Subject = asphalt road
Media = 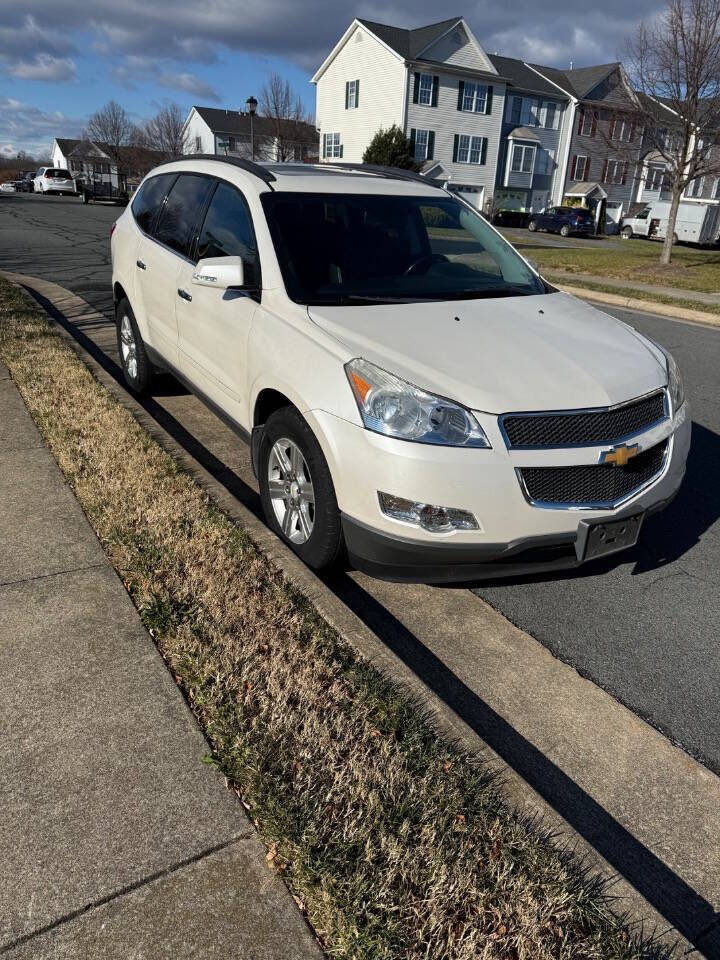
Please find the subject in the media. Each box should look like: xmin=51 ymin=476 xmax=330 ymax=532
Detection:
xmin=2 ymin=192 xmax=719 ymax=776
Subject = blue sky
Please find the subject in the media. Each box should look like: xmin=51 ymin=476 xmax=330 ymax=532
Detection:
xmin=0 ymin=1 xmax=664 ymax=157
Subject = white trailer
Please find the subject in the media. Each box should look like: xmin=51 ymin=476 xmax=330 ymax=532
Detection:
xmin=621 ymin=200 xmax=720 ymax=246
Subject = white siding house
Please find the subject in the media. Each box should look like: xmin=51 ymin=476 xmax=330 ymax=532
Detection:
xmin=312 ymin=17 xmax=508 ymax=211
xmin=181 ymin=106 xmax=318 ymax=162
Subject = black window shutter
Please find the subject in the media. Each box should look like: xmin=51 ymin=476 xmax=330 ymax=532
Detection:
xmin=427 ymin=130 xmax=435 ymax=160
xmin=409 ymin=128 xmax=416 ymax=156
xmin=457 ymin=80 xmax=465 ymax=110
xmin=486 ymin=86 xmax=493 ymax=115
xmin=345 ymin=82 xmax=349 ymax=110
xmin=431 ymin=76 xmax=439 ymax=107
xmin=339 ymin=144 xmax=344 ymax=158
xmin=452 ymin=134 xmax=459 ymax=162
xmin=481 ymin=138 xmax=488 ymax=165
xmin=356 ymin=80 xmax=359 ymax=108
xmin=322 ymin=135 xmax=327 ymax=159
xmin=413 ymin=73 xmax=420 ymax=104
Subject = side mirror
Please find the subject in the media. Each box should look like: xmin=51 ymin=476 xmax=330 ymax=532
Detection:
xmin=192 ymin=256 xmax=245 ymax=290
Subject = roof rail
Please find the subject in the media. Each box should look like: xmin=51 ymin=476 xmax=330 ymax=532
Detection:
xmin=320 ymin=162 xmax=432 ymax=185
xmin=165 ymin=154 xmax=276 ymax=185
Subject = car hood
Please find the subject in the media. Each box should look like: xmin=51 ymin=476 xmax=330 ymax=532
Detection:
xmin=308 ymin=292 xmax=667 ymax=414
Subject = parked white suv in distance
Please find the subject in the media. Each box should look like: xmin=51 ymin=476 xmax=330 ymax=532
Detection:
xmin=110 ymin=156 xmax=690 ymax=582
xmin=33 ymin=167 xmax=77 ymax=196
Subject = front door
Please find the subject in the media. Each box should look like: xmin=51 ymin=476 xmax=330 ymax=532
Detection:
xmin=176 ymin=179 xmax=261 ymax=427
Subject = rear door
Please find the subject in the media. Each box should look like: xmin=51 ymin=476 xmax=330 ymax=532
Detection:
xmin=175 ymin=178 xmax=261 ymax=425
xmin=135 ymin=173 xmax=213 ymax=365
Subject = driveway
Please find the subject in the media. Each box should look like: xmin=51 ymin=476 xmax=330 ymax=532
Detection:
xmin=1 ymin=193 xmax=719 ymax=775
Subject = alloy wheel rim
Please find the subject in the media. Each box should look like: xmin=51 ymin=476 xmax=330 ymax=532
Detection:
xmin=119 ymin=315 xmax=138 ymax=380
xmin=267 ymin=438 xmax=315 ymax=545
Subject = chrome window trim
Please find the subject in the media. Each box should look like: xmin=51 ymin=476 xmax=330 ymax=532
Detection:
xmin=498 ymin=388 xmax=669 ymax=450
xmin=516 ymin=437 xmax=672 ymax=511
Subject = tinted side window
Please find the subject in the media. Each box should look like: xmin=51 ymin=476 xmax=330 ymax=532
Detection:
xmin=132 ymin=173 xmax=176 ymax=235
xmin=197 ymin=182 xmax=259 ymax=284
xmin=154 ymin=174 xmax=213 ymax=258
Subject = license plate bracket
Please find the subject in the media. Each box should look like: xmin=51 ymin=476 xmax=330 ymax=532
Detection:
xmin=579 ymin=513 xmax=644 ymax=562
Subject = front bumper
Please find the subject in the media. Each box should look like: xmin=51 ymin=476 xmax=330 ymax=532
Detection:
xmin=307 ymin=401 xmax=691 ymax=584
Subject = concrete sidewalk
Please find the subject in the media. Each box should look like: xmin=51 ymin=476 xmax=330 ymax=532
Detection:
xmin=0 ymin=359 xmax=321 ymax=958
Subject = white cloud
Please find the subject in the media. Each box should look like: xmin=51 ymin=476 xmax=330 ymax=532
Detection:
xmin=8 ymin=54 xmax=77 ymax=82
xmin=157 ymin=72 xmax=219 ymax=101
xmin=0 ymin=97 xmax=85 ymax=158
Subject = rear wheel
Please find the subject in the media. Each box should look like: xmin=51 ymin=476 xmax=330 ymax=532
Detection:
xmin=621 ymin=225 xmax=633 ymax=240
xmin=258 ymin=407 xmax=344 ymax=570
xmin=528 ymin=219 xmax=538 ymax=232
xmin=560 ymin=224 xmax=571 ymax=237
xmin=116 ymin=298 xmax=152 ymax=395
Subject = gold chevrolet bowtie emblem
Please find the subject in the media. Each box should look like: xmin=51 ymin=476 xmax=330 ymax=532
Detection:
xmin=599 ymin=443 xmax=640 ymax=467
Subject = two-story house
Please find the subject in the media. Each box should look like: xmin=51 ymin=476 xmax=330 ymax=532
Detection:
xmin=182 ymin=106 xmax=318 ymax=163
xmin=312 ymin=17 xmax=508 ymax=211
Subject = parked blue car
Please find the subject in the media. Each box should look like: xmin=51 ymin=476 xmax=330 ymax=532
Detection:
xmin=528 ymin=205 xmax=595 ymax=237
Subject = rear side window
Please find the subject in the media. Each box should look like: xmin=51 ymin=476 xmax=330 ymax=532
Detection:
xmin=154 ymin=174 xmax=213 ymax=258
xmin=196 ymin=181 xmax=259 ymax=283
xmin=132 ymin=173 xmax=176 ymax=235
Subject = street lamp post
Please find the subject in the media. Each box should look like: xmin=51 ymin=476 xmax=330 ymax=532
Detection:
xmin=246 ymin=95 xmax=258 ymax=161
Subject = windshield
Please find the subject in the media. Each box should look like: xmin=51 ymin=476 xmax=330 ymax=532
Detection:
xmin=261 ymin=192 xmax=546 ymax=305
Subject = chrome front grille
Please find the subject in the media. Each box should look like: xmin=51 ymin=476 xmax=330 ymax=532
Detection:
xmin=501 ymin=391 xmax=667 ymax=449
xmin=518 ymin=440 xmax=668 ymax=508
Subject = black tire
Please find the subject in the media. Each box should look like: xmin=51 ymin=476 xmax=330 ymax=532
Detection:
xmin=82 ymin=192 xmax=89 ymax=204
xmin=258 ymin=406 xmax=344 ymax=570
xmin=560 ymin=224 xmax=571 ymax=237
xmin=116 ymin=298 xmax=152 ymax=395
xmin=528 ymin=220 xmax=538 ymax=232
xmin=621 ymin=225 xmax=633 ymax=240
xmin=672 ymin=233 xmax=678 ymax=245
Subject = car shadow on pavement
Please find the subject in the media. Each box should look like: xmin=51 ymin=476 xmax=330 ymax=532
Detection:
xmin=328 ymin=572 xmax=720 ymax=955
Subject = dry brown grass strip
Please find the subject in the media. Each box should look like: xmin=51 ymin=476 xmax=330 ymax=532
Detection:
xmin=0 ymin=278 xmax=670 ymax=960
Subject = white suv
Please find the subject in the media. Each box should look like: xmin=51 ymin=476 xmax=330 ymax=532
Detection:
xmin=33 ymin=167 xmax=77 ymax=196
xmin=110 ymin=156 xmax=690 ymax=581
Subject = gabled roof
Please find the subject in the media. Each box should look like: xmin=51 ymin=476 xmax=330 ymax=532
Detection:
xmin=55 ymin=138 xmax=110 ymax=159
xmin=355 ymin=16 xmax=463 ymax=59
xmin=191 ymin=106 xmax=317 ymax=143
xmin=527 ymin=62 xmax=621 ymax=99
xmin=488 ymin=55 xmax=567 ymax=98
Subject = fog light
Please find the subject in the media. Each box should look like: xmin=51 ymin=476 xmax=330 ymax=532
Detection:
xmin=379 ymin=493 xmax=479 ymax=532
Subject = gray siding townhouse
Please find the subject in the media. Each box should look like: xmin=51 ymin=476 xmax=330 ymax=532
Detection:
xmin=529 ymin=62 xmax=646 ymax=228
xmin=487 ymin=55 xmax=570 ymax=215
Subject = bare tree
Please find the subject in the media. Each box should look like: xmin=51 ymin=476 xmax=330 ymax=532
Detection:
xmin=83 ymin=100 xmax=137 ymax=180
xmin=627 ymin=0 xmax=720 ymax=263
xmin=141 ymin=102 xmax=189 ymax=159
xmin=258 ymin=73 xmax=315 ymax=161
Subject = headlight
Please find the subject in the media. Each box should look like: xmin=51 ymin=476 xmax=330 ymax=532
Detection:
xmin=665 ymin=349 xmax=685 ymax=413
xmin=346 ymin=358 xmax=491 ymax=448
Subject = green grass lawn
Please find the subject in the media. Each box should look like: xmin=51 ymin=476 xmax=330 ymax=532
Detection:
xmin=526 ymin=238 xmax=720 ymax=294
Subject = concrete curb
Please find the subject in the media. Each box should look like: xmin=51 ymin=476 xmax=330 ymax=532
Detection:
xmin=554 ymin=281 xmax=720 ymax=328
xmin=3 ymin=270 xmax=712 ymax=958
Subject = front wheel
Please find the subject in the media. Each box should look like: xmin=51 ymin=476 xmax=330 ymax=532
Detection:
xmin=559 ymin=224 xmax=571 ymax=237
xmin=258 ymin=407 xmax=344 ymax=570
xmin=116 ymin=298 xmax=152 ymax=395
xmin=528 ymin=220 xmax=538 ymax=232
xmin=621 ymin=226 xmax=633 ymax=240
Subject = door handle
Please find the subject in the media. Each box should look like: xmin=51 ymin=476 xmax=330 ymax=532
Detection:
xmin=136 ymin=259 xmax=146 ymax=270
xmin=177 ymin=288 xmax=192 ymax=302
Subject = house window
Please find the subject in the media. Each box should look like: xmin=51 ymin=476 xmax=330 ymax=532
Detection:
xmin=508 ymin=96 xmax=522 ymax=125
xmin=604 ymin=159 xmax=627 ymax=184
xmin=194 ymin=136 xmax=202 ymax=152
xmin=610 ymin=117 xmax=632 ymax=141
xmin=542 ymin=101 xmax=559 ymax=130
xmin=580 ymin=111 xmax=595 ymax=136
xmin=713 ymin=178 xmax=720 ymax=199
xmin=413 ymin=129 xmax=429 ymax=160
xmin=647 ymin=166 xmax=665 ymax=191
xmin=418 ymin=73 xmax=434 ymax=105
xmin=686 ymin=177 xmax=705 ymax=198
xmin=346 ymin=79 xmax=359 ymax=109
xmin=455 ymin=134 xmax=487 ymax=164
xmin=535 ymin=147 xmax=555 ymax=175
xmin=511 ymin=143 xmax=535 ymax=174
xmin=462 ymin=82 xmax=488 ymax=113
xmin=520 ymin=98 xmax=536 ymax=126
xmin=322 ymin=132 xmax=342 ymax=159
xmin=572 ymin=155 xmax=588 ymax=180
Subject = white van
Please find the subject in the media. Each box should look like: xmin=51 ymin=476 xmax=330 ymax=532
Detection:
xmin=622 ymin=200 xmax=720 ymax=245
xmin=110 ymin=156 xmax=689 ymax=582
